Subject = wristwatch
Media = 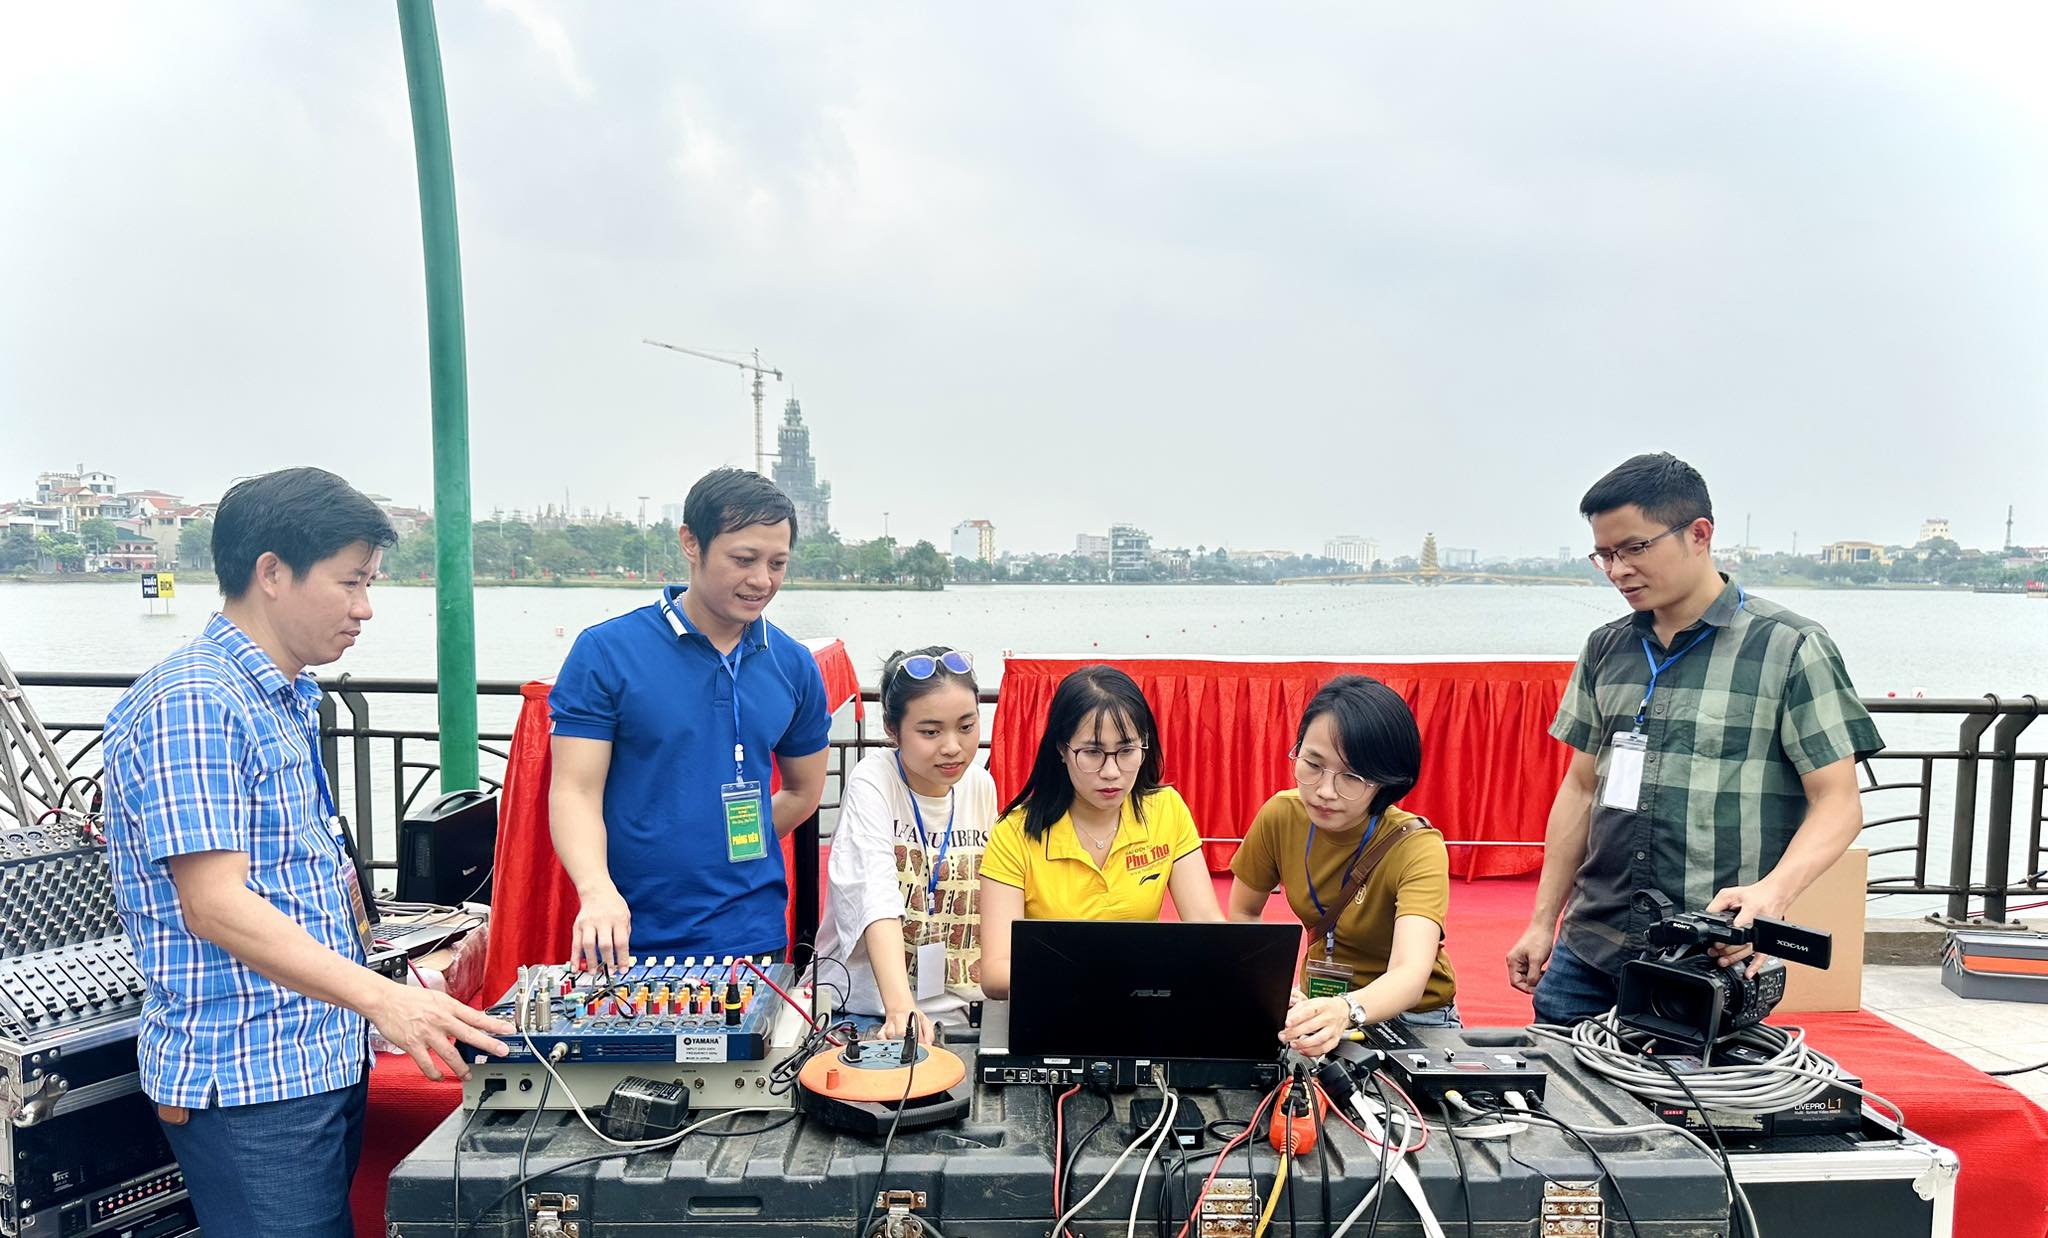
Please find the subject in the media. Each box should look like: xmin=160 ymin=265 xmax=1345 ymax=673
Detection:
xmin=1343 ymin=996 xmax=1370 ymax=1030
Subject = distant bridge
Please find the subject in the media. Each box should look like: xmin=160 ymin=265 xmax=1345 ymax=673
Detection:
xmin=1274 ymin=571 xmax=1598 ymax=587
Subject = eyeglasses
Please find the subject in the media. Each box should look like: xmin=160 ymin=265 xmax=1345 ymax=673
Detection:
xmin=1291 ymin=748 xmax=1373 ymax=802
xmin=1064 ymin=742 xmax=1148 ymax=773
xmin=1588 ymin=525 xmax=1689 ymax=572
xmin=897 ymin=649 xmax=974 ymax=681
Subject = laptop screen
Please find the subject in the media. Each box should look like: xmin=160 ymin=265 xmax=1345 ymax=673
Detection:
xmin=1008 ymin=920 xmax=1301 ymax=1061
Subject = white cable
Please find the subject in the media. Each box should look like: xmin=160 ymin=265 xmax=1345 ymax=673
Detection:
xmin=1054 ymin=1075 xmax=1175 ymax=1238
xmin=521 ymin=1030 xmax=731 ymax=1147
xmin=1332 ymin=1086 xmax=1445 ymax=1238
xmin=1126 ymin=1077 xmax=1180 ymax=1238
xmin=1525 ymin=1015 xmax=1910 ymax=1129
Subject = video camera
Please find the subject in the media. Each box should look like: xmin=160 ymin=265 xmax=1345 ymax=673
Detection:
xmin=1616 ymin=892 xmax=1832 ymax=1052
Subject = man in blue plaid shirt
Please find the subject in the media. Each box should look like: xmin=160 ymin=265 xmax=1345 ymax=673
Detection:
xmin=102 ymin=468 xmax=511 ymax=1238
xmin=1506 ymin=454 xmax=1882 ymax=1024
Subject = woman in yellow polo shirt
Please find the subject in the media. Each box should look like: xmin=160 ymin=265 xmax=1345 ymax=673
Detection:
xmin=1228 ymin=675 xmax=1458 ymax=1056
xmin=979 ymin=665 xmax=1222 ymax=998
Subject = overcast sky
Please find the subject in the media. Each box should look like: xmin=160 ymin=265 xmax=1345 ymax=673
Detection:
xmin=4 ymin=2 xmax=2045 ymax=558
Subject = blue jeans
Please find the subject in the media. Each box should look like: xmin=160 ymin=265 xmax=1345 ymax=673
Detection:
xmin=1532 ymin=938 xmax=1620 ymax=1026
xmin=1400 ymin=1000 xmax=1463 ymax=1029
xmin=158 ymin=1077 xmax=367 ymax=1238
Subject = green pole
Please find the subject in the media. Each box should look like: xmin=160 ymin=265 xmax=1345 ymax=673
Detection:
xmin=397 ymin=0 xmax=479 ymax=793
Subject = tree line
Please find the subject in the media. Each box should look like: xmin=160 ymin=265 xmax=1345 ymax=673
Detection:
xmin=381 ymin=518 xmax=950 ymax=590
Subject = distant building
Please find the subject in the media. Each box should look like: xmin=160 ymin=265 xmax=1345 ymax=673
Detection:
xmin=771 ymin=397 xmax=833 ymax=537
xmin=1109 ymin=524 xmax=1151 ymax=579
xmin=1444 ymin=548 xmax=1478 ymax=569
xmin=1917 ymin=518 xmax=1952 ymax=545
xmin=1075 ymin=533 xmax=1110 ymax=562
xmin=661 ymin=503 xmax=688 ymax=528
xmin=951 ymin=519 xmax=996 ymax=564
xmin=1324 ymin=535 xmax=1378 ymax=568
xmin=1821 ymin=540 xmax=1891 ymax=566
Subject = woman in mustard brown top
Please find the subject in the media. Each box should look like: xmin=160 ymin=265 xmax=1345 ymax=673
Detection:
xmin=1228 ymin=675 xmax=1458 ymax=1056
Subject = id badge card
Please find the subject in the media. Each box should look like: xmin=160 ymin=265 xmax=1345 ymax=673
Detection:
xmin=331 ymin=817 xmax=373 ymax=958
xmin=914 ymin=940 xmax=948 ymax=1001
xmin=721 ymin=780 xmax=768 ymax=862
xmin=1304 ymin=954 xmax=1352 ymax=1001
xmin=1600 ymin=732 xmax=1649 ymax=813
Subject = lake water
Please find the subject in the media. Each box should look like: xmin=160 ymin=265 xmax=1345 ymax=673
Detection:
xmin=5 ymin=579 xmax=2043 ymax=914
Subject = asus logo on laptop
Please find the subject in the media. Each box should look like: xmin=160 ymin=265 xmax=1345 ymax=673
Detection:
xmin=1129 ymin=989 xmax=1172 ymax=999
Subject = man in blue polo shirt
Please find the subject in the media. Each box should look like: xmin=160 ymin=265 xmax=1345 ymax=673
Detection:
xmin=550 ymin=468 xmax=832 ymax=967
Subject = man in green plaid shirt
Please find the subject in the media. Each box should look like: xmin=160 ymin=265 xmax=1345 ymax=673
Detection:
xmin=1506 ymin=453 xmax=1883 ymax=1024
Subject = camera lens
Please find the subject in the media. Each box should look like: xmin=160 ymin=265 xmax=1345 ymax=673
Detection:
xmin=1650 ymin=982 xmax=1712 ymax=1027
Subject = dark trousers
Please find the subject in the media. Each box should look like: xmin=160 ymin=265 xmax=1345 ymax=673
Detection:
xmin=159 ymin=1076 xmax=368 ymax=1238
xmin=1532 ymin=938 xmax=1622 ymax=1025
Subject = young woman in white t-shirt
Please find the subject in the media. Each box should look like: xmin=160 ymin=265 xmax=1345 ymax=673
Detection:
xmin=816 ymin=646 xmax=995 ymax=1042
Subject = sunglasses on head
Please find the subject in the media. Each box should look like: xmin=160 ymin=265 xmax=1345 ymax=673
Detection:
xmin=897 ymin=650 xmax=974 ymax=681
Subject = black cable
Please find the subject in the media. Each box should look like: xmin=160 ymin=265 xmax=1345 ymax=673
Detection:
xmin=1630 ymin=1040 xmax=1747 ymax=1238
xmin=696 ymin=1109 xmax=798 ymax=1138
xmin=463 ymin=1108 xmax=785 ymax=1230
xmin=516 ymin=1072 xmax=554 ymax=1193
xmin=1440 ymin=1090 xmax=1476 ymax=1238
xmin=1315 ymin=1105 xmax=1331 ymax=1237
xmin=1511 ymin=1101 xmax=1643 ymax=1238
xmin=1060 ymin=1095 xmax=1112 ymax=1226
xmin=1362 ymin=1074 xmax=1394 ymax=1238
xmin=448 ymin=1099 xmax=488 ymax=1238
xmin=1991 ymin=1059 xmax=2048 ymax=1077
xmin=856 ymin=1037 xmax=920 ymax=1238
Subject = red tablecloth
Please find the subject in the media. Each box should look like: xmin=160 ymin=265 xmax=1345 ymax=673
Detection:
xmin=987 ymin=657 xmax=1572 ymax=878
xmin=475 ymin=638 xmax=862 ymax=1003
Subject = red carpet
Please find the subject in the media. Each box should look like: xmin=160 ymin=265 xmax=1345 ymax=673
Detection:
xmin=350 ymin=874 xmax=2048 ymax=1238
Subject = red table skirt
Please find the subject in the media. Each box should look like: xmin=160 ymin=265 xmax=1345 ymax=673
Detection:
xmin=988 ymin=657 xmax=1572 ymax=878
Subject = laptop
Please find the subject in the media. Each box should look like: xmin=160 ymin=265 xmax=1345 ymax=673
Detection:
xmin=980 ymin=920 xmax=1300 ymax=1087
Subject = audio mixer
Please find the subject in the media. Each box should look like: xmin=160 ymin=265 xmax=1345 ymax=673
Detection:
xmin=1 ymin=821 xmax=193 ymax=1236
xmin=464 ymin=957 xmax=811 ymax=1113
xmin=485 ymin=956 xmax=798 ymax=1064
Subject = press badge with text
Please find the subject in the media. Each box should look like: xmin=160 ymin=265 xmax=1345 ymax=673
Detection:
xmin=1304 ymin=955 xmax=1353 ymax=1001
xmin=1599 ymin=732 xmax=1648 ymax=812
xmin=722 ymin=780 xmax=767 ymax=862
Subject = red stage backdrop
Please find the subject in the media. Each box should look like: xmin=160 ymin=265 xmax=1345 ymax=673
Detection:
xmin=986 ymin=657 xmax=1573 ymax=879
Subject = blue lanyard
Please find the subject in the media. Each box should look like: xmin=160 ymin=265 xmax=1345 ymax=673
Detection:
xmin=1305 ymin=813 xmax=1379 ymax=924
xmin=663 ymin=587 xmax=754 ymax=781
xmin=303 ymin=718 xmax=337 ymax=823
xmin=1633 ymin=586 xmax=1745 ymax=729
xmin=897 ymin=756 xmax=957 ymax=903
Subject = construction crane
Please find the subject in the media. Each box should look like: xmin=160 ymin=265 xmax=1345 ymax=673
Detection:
xmin=642 ymin=339 xmax=784 ymax=478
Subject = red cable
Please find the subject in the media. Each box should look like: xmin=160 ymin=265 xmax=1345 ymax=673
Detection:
xmin=738 ymin=956 xmax=845 ymax=1046
xmin=1371 ymin=1070 xmax=1429 ymax=1151
xmin=1053 ymin=1084 xmax=1080 ymax=1225
xmin=1173 ymin=1081 xmax=1287 ymax=1238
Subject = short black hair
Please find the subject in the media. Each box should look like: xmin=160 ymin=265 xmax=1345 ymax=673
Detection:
xmin=879 ymin=646 xmax=979 ymax=734
xmin=1295 ymin=675 xmax=1422 ymax=817
xmin=683 ymin=468 xmax=798 ymax=551
xmin=212 ymin=468 xmax=396 ymax=599
xmin=1000 ymin=665 xmax=1165 ymax=841
xmin=1579 ymin=452 xmax=1713 ymax=530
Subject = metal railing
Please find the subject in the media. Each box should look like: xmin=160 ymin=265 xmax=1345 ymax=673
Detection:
xmin=16 ymin=674 xmax=2047 ymax=923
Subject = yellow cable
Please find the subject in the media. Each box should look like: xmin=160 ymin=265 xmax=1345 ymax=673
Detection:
xmin=1252 ymin=1150 xmax=1290 ymax=1238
